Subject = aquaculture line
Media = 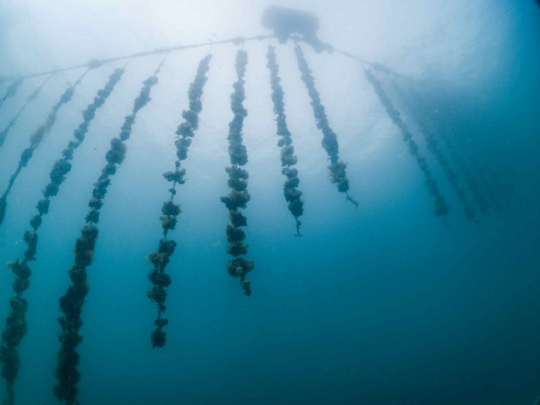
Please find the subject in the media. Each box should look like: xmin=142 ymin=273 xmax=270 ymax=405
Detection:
xmin=0 ymin=74 xmax=53 ymax=149
xmin=294 ymin=45 xmax=358 ymax=207
xmin=147 ymin=54 xmax=212 ymax=348
xmin=266 ymin=45 xmax=304 ymax=236
xmin=388 ymin=80 xmax=477 ymax=221
xmin=0 ymin=67 xmax=125 ymax=405
xmin=0 ymin=69 xmax=91 ymax=225
xmin=53 ymin=58 xmax=165 ymax=405
xmin=0 ymin=33 xmax=506 ymax=405
xmin=220 ymin=49 xmax=255 ymax=297
xmin=0 ymin=79 xmax=24 ymax=110
xmin=364 ymin=69 xmax=449 ymax=217
xmin=389 ymin=78 xmax=492 ymax=215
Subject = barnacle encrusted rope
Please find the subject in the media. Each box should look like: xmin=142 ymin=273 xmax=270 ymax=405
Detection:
xmin=0 ymin=68 xmax=92 ymax=226
xmin=266 ymin=46 xmax=304 ymax=236
xmin=53 ymin=58 xmax=165 ymax=405
xmin=443 ymin=137 xmax=490 ymax=214
xmin=147 ymin=54 xmax=212 ymax=348
xmin=220 ymin=50 xmax=255 ymax=297
xmin=389 ymin=81 xmax=477 ymax=221
xmin=0 ymin=78 xmax=24 ymax=110
xmin=390 ymin=80 xmax=489 ymax=215
xmin=364 ymin=69 xmax=449 ymax=217
xmin=294 ymin=45 xmax=358 ymax=208
xmin=425 ymin=130 xmax=476 ymax=220
xmin=470 ymin=160 xmax=501 ymax=211
xmin=0 ymin=68 xmax=124 ymax=405
xmin=0 ymin=74 xmax=53 ymax=149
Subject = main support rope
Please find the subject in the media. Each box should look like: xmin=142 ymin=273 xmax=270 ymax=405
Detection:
xmin=3 ymin=35 xmax=273 ymax=81
xmin=3 ymin=34 xmax=412 ymax=85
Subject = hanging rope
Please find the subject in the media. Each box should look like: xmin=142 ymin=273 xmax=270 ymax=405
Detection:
xmin=0 ymin=68 xmax=92 ymax=226
xmin=294 ymin=44 xmax=358 ymax=207
xmin=447 ymin=144 xmax=490 ymax=214
xmin=54 ymin=56 xmax=165 ymax=405
xmin=470 ymin=159 xmax=502 ymax=211
xmin=388 ymin=78 xmax=490 ymax=215
xmin=0 ymin=74 xmax=53 ymax=149
xmin=0 ymin=78 xmax=24 ymax=110
xmin=364 ymin=69 xmax=449 ymax=217
xmin=389 ymin=80 xmax=477 ymax=221
xmin=0 ymin=67 xmax=125 ymax=405
xmin=221 ymin=49 xmax=254 ymax=297
xmin=147 ymin=54 xmax=212 ymax=348
xmin=266 ymin=45 xmax=304 ymax=236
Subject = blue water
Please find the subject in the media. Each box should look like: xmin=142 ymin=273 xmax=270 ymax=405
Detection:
xmin=0 ymin=1 xmax=539 ymax=404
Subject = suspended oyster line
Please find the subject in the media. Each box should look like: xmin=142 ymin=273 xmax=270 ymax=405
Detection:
xmin=54 ymin=56 xmax=166 ymax=405
xmin=385 ymin=77 xmax=491 ymax=215
xmin=364 ymin=69 xmax=449 ymax=217
xmin=220 ymin=49 xmax=254 ymax=297
xmin=147 ymin=54 xmax=212 ymax=348
xmin=266 ymin=45 xmax=304 ymax=236
xmin=0 ymin=78 xmax=24 ymax=110
xmin=386 ymin=79 xmax=477 ymax=221
xmin=469 ymin=159 xmax=503 ymax=211
xmin=294 ymin=44 xmax=358 ymax=208
xmin=0 ymin=68 xmax=93 ymax=226
xmin=0 ymin=74 xmax=54 ymax=149
xmin=443 ymin=137 xmax=490 ymax=214
xmin=0 ymin=67 xmax=125 ymax=405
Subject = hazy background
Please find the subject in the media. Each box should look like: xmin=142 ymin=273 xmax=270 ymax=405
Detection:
xmin=0 ymin=1 xmax=539 ymax=404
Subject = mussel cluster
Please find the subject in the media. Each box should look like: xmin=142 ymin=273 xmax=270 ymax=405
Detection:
xmin=266 ymin=46 xmax=304 ymax=236
xmin=54 ymin=72 xmax=160 ymax=405
xmin=364 ymin=69 xmax=449 ymax=217
xmin=220 ymin=50 xmax=254 ymax=297
xmin=147 ymin=55 xmax=212 ymax=348
xmin=0 ymin=68 xmax=125 ymax=405
xmin=294 ymin=45 xmax=358 ymax=207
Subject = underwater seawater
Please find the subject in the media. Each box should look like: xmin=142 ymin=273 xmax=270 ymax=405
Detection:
xmin=0 ymin=0 xmax=539 ymax=404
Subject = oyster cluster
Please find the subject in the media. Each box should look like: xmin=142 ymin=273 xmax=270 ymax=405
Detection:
xmin=294 ymin=45 xmax=358 ymax=207
xmin=54 ymin=70 xmax=159 ymax=404
xmin=0 ymin=68 xmax=124 ymax=405
xmin=364 ymin=69 xmax=449 ymax=217
xmin=266 ymin=46 xmax=304 ymax=236
xmin=147 ymin=55 xmax=212 ymax=348
xmin=220 ymin=50 xmax=254 ymax=297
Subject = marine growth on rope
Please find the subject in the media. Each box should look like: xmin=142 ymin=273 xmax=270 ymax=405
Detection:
xmin=0 ymin=74 xmax=53 ymax=149
xmin=364 ymin=69 xmax=449 ymax=217
xmin=54 ymin=62 xmax=163 ymax=405
xmin=294 ymin=44 xmax=358 ymax=207
xmin=220 ymin=50 xmax=254 ymax=297
xmin=0 ymin=70 xmax=89 ymax=226
xmin=266 ymin=45 xmax=304 ymax=236
xmin=0 ymin=78 xmax=24 ymax=110
xmin=0 ymin=67 xmax=124 ymax=405
xmin=147 ymin=54 xmax=211 ymax=348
